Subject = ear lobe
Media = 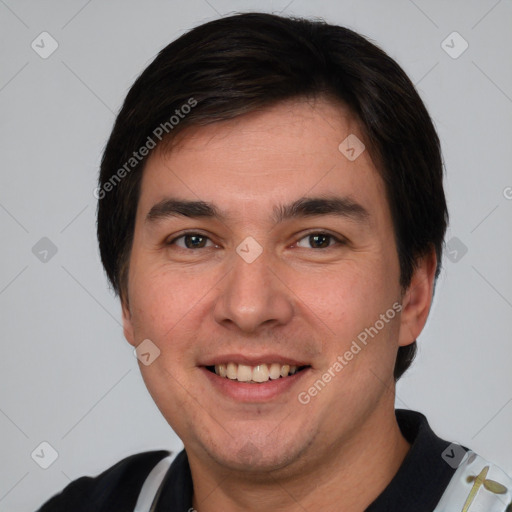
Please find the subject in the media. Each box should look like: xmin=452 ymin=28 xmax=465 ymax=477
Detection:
xmin=398 ymin=249 xmax=437 ymax=347
xmin=122 ymin=301 xmax=136 ymax=347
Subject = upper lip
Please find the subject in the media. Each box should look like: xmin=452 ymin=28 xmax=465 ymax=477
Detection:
xmin=199 ymin=354 xmax=310 ymax=367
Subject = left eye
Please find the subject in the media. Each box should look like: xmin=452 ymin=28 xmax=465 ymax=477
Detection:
xmin=296 ymin=233 xmax=340 ymax=249
xmin=170 ymin=234 xmax=215 ymax=249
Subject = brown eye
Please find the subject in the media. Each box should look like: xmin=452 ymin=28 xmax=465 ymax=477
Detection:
xmin=169 ymin=233 xmax=214 ymax=249
xmin=296 ymin=232 xmax=340 ymax=249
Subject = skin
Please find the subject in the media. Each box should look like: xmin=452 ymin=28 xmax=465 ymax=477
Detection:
xmin=122 ymin=97 xmax=437 ymax=511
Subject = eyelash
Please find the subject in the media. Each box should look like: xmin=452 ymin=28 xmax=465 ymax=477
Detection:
xmin=166 ymin=231 xmax=346 ymax=250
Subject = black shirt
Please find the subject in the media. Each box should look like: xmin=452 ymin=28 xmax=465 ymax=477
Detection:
xmin=37 ymin=409 xmax=461 ymax=511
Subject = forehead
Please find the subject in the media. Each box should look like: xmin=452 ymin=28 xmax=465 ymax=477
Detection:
xmin=138 ymin=98 xmax=387 ymax=222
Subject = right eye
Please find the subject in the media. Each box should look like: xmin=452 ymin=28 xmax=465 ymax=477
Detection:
xmin=167 ymin=233 xmax=216 ymax=249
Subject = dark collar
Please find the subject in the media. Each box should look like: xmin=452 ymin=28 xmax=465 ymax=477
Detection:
xmin=365 ymin=409 xmax=460 ymax=511
xmin=157 ymin=409 xmax=459 ymax=511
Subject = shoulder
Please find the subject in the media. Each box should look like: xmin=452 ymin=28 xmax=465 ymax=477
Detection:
xmin=37 ymin=450 xmax=171 ymax=512
xmin=389 ymin=410 xmax=511 ymax=511
xmin=434 ymin=451 xmax=512 ymax=512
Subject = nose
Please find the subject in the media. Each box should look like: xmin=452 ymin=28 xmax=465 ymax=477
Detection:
xmin=213 ymin=249 xmax=294 ymax=334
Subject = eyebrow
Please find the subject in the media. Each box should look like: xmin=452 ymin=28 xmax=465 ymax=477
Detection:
xmin=145 ymin=196 xmax=370 ymax=224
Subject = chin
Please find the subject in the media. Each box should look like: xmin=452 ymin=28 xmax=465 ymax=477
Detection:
xmin=197 ymin=426 xmax=313 ymax=475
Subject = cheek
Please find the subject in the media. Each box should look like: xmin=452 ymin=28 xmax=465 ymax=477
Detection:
xmin=127 ymin=258 xmax=226 ymax=364
xmin=290 ymin=260 xmax=390 ymax=323
xmin=128 ymin=263 xmax=198 ymax=340
xmin=285 ymin=257 xmax=400 ymax=359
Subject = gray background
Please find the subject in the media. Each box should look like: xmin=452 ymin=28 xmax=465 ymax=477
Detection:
xmin=1 ymin=0 xmax=511 ymax=510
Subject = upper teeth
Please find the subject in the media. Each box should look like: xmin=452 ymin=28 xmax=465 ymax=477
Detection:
xmin=215 ymin=363 xmax=299 ymax=383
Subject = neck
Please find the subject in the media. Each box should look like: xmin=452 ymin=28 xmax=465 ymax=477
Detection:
xmin=188 ymin=403 xmax=410 ymax=512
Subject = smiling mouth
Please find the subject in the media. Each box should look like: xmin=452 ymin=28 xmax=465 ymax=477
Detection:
xmin=206 ymin=363 xmax=310 ymax=383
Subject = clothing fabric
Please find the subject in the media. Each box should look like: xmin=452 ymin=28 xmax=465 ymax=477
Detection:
xmin=37 ymin=409 xmax=511 ymax=511
xmin=433 ymin=451 xmax=512 ymax=512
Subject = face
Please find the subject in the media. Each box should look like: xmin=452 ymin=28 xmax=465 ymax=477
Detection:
xmin=122 ymin=98 xmax=429 ymax=476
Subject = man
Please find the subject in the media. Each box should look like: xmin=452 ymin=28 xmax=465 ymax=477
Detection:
xmin=38 ymin=12 xmax=511 ymax=512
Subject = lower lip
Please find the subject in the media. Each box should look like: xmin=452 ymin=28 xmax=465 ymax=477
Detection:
xmin=200 ymin=367 xmax=311 ymax=402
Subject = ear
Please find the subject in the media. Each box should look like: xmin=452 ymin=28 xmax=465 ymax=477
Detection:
xmin=122 ymin=299 xmax=137 ymax=347
xmin=398 ymin=248 xmax=438 ymax=347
